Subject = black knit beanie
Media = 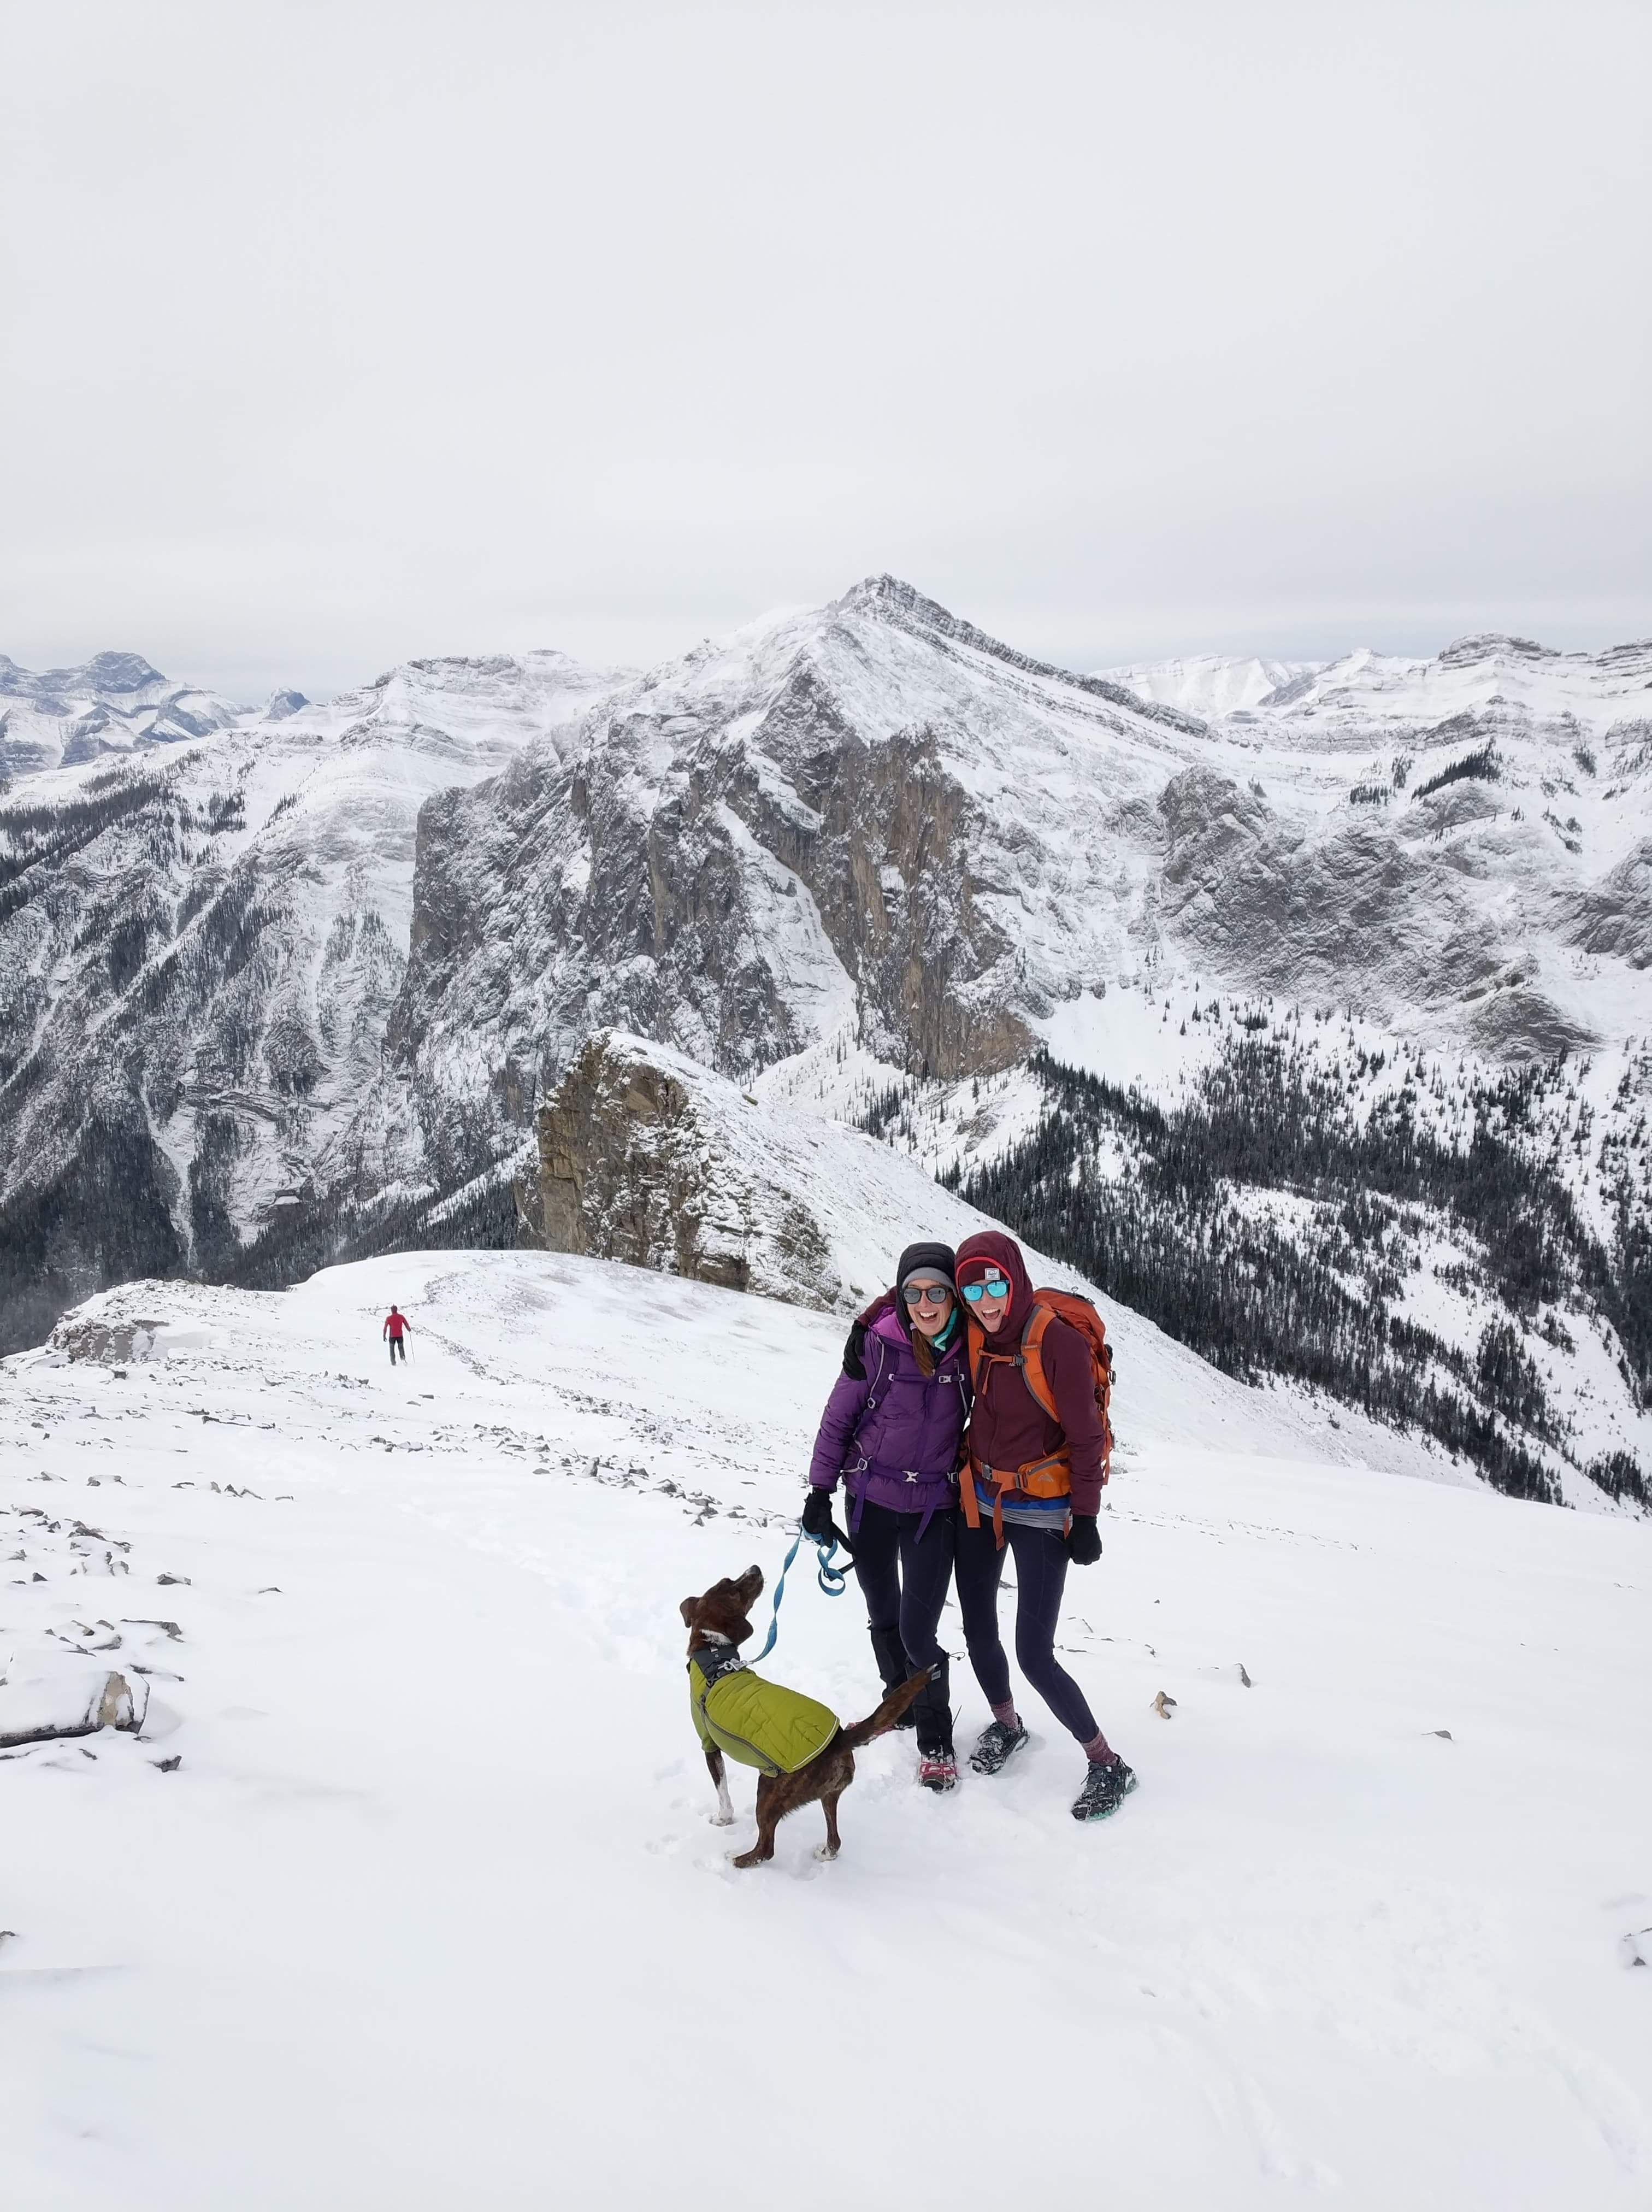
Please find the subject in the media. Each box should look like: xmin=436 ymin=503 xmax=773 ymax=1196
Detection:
xmin=894 ymin=1241 xmax=957 ymax=1339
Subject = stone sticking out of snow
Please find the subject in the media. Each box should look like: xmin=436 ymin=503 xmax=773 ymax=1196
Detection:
xmin=0 ymin=1664 xmax=146 ymax=1748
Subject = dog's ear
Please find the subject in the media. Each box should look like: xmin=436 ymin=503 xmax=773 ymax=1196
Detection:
xmin=680 ymin=1596 xmax=700 ymax=1628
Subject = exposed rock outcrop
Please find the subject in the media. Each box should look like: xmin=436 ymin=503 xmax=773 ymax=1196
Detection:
xmin=1561 ymin=838 xmax=1652 ymax=969
xmin=0 ymin=1665 xmax=148 ymax=1749
xmin=536 ymin=1031 xmax=842 ymax=1307
xmin=533 ymin=1027 xmax=1047 ymax=1317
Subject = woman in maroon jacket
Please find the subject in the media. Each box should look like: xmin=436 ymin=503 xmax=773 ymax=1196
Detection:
xmin=952 ymin=1229 xmax=1137 ymax=1821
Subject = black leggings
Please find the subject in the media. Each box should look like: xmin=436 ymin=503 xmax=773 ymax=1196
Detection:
xmin=954 ymin=1518 xmax=1099 ymax=1745
xmin=388 ymin=1337 xmax=405 ymax=1364
xmin=849 ymin=1499 xmax=956 ymax=1753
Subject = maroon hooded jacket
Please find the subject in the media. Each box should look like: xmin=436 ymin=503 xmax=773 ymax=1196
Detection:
xmin=954 ymin=1231 xmax=1107 ymax=1517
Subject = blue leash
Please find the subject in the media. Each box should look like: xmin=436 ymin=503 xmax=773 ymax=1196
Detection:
xmin=752 ymin=1524 xmax=849 ymax=1662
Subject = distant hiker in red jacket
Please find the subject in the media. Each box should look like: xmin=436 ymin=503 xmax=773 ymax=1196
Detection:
xmin=383 ymin=1305 xmax=411 ymax=1365
xmin=952 ymin=1231 xmax=1136 ymax=1823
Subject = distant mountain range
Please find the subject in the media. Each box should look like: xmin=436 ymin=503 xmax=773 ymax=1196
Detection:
xmin=2 ymin=583 xmax=1648 ymax=1503
xmin=1102 ymin=633 xmax=1652 ymax=744
xmin=0 ymin=651 xmax=254 ymax=778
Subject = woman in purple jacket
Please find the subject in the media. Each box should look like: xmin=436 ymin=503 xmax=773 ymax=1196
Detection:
xmin=803 ymin=1240 xmax=969 ymax=1790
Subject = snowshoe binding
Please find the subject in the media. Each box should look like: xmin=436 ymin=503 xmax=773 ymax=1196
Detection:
xmin=1071 ymin=1757 xmax=1137 ymax=1822
xmin=969 ymin=1717 xmax=1029 ymax=1775
xmin=917 ymin=1748 xmax=958 ymax=1792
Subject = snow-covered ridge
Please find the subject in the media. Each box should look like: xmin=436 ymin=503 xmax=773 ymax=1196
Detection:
xmin=0 ymin=649 xmax=245 ymax=777
xmin=2 ymin=1249 xmax=1648 ymax=2205
xmin=1102 ymin=633 xmax=1652 ymax=743
xmin=1098 ymin=653 xmax=1325 ymax=720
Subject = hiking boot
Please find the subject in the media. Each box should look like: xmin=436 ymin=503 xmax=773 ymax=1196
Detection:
xmin=1071 ymin=1757 xmax=1137 ymax=1822
xmin=969 ymin=1717 xmax=1029 ymax=1775
xmin=917 ymin=1749 xmax=958 ymax=1792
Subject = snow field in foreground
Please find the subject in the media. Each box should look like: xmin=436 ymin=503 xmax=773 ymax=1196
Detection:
xmin=2 ymin=1251 xmax=1649 ymax=2211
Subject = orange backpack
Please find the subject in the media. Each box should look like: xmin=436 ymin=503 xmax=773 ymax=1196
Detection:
xmin=961 ymin=1291 xmax=1115 ymax=1543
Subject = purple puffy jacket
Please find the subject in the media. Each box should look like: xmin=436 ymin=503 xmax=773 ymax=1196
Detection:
xmin=807 ymin=1305 xmax=970 ymax=1530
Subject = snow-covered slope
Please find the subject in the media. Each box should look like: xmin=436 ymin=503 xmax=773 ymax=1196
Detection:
xmin=1099 ymin=653 xmax=1324 ymax=721
xmin=3 ymin=1250 xmax=1648 ymax=2208
xmin=778 ymin=1007 xmax=1652 ymax=1509
xmin=524 ymin=1026 xmax=1459 ymax=1480
xmin=0 ymin=650 xmax=631 ymax=1351
xmin=0 ymin=650 xmax=245 ymax=778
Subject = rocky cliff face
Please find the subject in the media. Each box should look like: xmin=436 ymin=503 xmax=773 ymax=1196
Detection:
xmin=533 ymin=1031 xmax=840 ymax=1307
xmin=374 ymin=581 xmax=1652 ymax=1220
xmin=371 ymin=576 xmax=1219 ymax=1201
xmin=0 ymin=650 xmax=628 ymax=1350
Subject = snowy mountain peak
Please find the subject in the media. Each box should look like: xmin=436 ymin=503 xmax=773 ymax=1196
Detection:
xmin=0 ymin=648 xmax=168 ymax=698
xmin=831 ymin=571 xmax=955 ymax=627
xmin=827 ymin=574 xmax=1208 ymax=735
xmin=54 ymin=648 xmax=168 ymax=692
xmin=0 ymin=648 xmax=244 ymax=776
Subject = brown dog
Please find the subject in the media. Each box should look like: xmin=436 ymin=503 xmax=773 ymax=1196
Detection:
xmin=682 ymin=1564 xmax=931 ymax=1868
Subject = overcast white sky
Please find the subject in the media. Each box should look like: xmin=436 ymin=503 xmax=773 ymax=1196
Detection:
xmin=2 ymin=1 xmax=1648 ymax=702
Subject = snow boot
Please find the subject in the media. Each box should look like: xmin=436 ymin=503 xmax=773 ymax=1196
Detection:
xmin=917 ymin=1748 xmax=958 ymax=1792
xmin=969 ymin=1717 xmax=1029 ymax=1775
xmin=1071 ymin=1756 xmax=1137 ymax=1822
xmin=869 ymin=1625 xmax=917 ymax=1729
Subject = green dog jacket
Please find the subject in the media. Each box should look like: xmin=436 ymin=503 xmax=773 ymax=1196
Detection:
xmin=688 ymin=1650 xmax=839 ymax=1777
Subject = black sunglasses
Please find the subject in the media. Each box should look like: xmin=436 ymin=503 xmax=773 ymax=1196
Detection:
xmin=901 ymin=1283 xmax=953 ymax=1306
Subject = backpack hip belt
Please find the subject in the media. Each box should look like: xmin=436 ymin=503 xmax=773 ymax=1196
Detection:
xmin=963 ymin=1445 xmax=1073 ymax=1543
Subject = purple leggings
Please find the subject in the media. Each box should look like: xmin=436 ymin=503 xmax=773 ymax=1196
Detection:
xmin=954 ymin=1518 xmax=1099 ymax=1745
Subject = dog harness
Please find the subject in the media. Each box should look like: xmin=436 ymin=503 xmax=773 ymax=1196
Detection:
xmin=688 ymin=1645 xmax=839 ymax=1778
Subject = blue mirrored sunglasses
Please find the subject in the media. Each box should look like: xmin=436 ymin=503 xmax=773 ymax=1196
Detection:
xmin=961 ymin=1275 xmax=1010 ymax=1303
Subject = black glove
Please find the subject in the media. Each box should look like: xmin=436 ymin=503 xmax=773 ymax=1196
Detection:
xmin=1066 ymin=1514 xmax=1102 ymax=1566
xmin=801 ymin=1487 xmax=836 ymax=1539
xmin=841 ymin=1319 xmax=868 ymax=1379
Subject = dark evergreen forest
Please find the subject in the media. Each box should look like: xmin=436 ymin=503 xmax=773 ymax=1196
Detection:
xmin=945 ymin=1042 xmax=1649 ymax=1508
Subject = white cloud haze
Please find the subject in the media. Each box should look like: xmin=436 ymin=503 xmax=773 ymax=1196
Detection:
xmin=2 ymin=0 xmax=1648 ymax=701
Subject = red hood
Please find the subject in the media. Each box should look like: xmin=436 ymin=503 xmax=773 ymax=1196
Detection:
xmin=954 ymin=1230 xmax=1035 ymax=1340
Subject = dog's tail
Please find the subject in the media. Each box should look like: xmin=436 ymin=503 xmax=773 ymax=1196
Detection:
xmin=838 ymin=1666 xmax=934 ymax=1752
